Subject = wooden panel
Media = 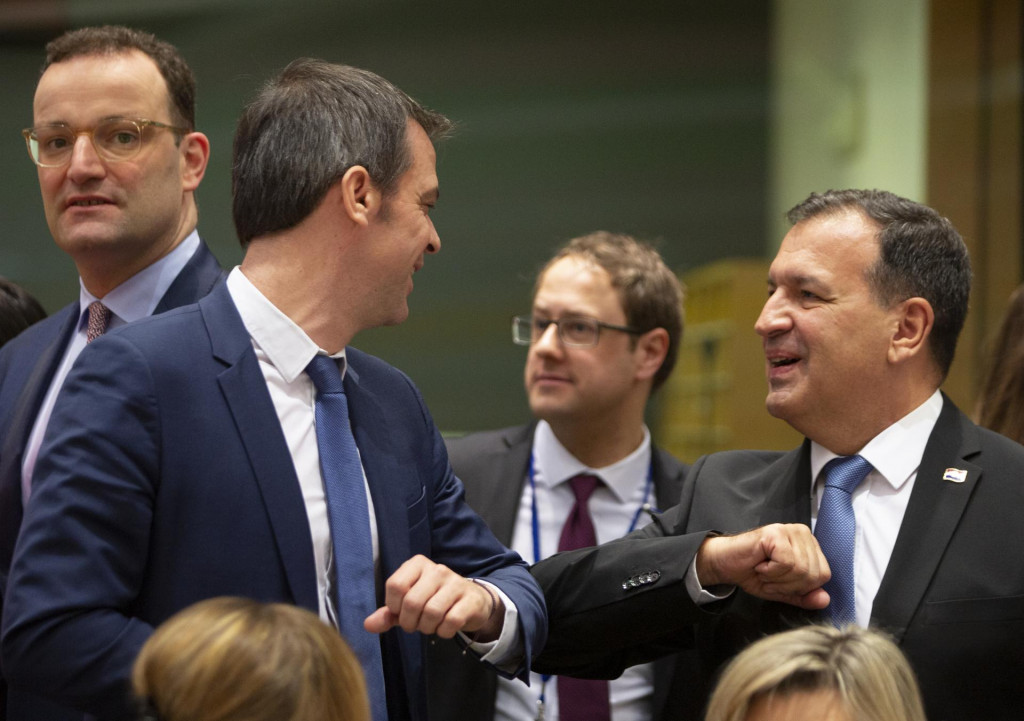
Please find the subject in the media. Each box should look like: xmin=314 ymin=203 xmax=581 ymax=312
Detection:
xmin=655 ymin=259 xmax=802 ymax=463
xmin=928 ymin=0 xmax=1022 ymax=410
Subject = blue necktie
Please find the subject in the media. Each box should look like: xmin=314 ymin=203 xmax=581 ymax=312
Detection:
xmin=306 ymin=354 xmax=388 ymax=721
xmin=815 ymin=454 xmax=873 ymax=628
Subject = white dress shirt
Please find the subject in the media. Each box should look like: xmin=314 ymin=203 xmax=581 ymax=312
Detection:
xmin=22 ymin=231 xmax=201 ymax=503
xmin=809 ymin=389 xmax=942 ymax=627
xmin=496 ymin=420 xmax=658 ymax=721
xmin=226 ymin=268 xmax=518 ymax=662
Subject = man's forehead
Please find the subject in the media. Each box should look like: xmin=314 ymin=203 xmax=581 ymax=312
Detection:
xmin=35 ymin=50 xmax=168 ymax=115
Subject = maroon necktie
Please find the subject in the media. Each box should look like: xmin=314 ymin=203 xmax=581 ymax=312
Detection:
xmin=557 ymin=474 xmax=611 ymax=721
xmin=85 ymin=301 xmax=111 ymax=343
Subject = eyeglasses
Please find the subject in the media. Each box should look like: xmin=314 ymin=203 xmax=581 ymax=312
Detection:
xmin=511 ymin=315 xmax=642 ymax=348
xmin=21 ymin=118 xmax=190 ymax=168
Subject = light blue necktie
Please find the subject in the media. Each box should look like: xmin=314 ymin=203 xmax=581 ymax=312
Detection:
xmin=306 ymin=354 xmax=388 ymax=721
xmin=815 ymin=454 xmax=873 ymax=628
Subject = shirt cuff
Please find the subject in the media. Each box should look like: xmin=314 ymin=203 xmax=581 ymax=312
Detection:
xmin=685 ymin=553 xmax=735 ymax=605
xmin=458 ymin=580 xmax=521 ymax=671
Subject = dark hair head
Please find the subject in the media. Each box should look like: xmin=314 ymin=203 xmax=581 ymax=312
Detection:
xmin=42 ymin=25 xmax=196 ymax=130
xmin=787 ymin=189 xmax=971 ymax=379
xmin=231 ymin=58 xmax=452 ymax=248
xmin=536 ymin=231 xmax=684 ymax=393
xmin=0 ymin=278 xmax=47 ymax=347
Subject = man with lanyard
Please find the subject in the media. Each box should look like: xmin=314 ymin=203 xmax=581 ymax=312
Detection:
xmin=0 ymin=26 xmax=221 ymax=721
xmin=427 ymin=232 xmax=689 ymax=721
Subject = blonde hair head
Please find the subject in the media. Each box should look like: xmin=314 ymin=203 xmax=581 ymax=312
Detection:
xmin=704 ymin=625 xmax=927 ymax=721
xmin=132 ymin=597 xmax=370 ymax=721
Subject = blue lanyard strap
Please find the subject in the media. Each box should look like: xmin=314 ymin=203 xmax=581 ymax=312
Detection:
xmin=528 ymin=453 xmax=655 ymax=565
xmin=527 ymin=452 xmax=656 ymax=696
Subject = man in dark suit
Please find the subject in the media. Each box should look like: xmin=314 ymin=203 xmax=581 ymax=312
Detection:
xmin=1 ymin=59 xmax=546 ymax=721
xmin=531 ymin=189 xmax=1024 ymax=720
xmin=0 ymin=26 xmax=222 ymax=720
xmin=428 ymin=233 xmax=691 ymax=721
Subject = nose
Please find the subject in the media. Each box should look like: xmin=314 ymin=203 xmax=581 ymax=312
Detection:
xmin=65 ymin=134 xmax=106 ymax=184
xmin=425 ymin=220 xmax=440 ymax=254
xmin=754 ymin=291 xmax=791 ymax=338
xmin=532 ymin=322 xmax=563 ymax=356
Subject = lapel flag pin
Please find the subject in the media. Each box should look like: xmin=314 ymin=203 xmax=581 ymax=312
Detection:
xmin=942 ymin=468 xmax=968 ymax=483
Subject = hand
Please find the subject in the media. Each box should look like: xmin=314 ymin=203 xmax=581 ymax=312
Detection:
xmin=363 ymin=554 xmax=504 ymax=641
xmin=695 ymin=524 xmax=831 ymax=609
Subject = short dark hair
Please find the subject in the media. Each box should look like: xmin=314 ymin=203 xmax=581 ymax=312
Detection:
xmin=0 ymin=277 xmax=47 ymax=347
xmin=232 ymin=58 xmax=453 ymax=247
xmin=787 ymin=189 xmax=970 ymax=379
xmin=43 ymin=25 xmax=197 ymax=130
xmin=536 ymin=231 xmax=684 ymax=393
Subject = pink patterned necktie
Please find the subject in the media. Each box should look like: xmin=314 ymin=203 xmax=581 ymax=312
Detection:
xmin=85 ymin=301 xmax=111 ymax=344
xmin=557 ymin=474 xmax=611 ymax=721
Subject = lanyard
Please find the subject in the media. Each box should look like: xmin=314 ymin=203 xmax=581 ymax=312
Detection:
xmin=526 ymin=453 xmax=657 ymax=720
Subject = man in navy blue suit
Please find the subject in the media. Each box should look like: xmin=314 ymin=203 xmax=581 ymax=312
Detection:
xmin=0 ymin=26 xmax=222 ymax=720
xmin=1 ymin=58 xmax=546 ymax=721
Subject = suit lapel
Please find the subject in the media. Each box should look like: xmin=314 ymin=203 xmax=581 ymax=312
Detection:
xmin=202 ymin=285 xmax=319 ymax=612
xmin=651 ymin=445 xmax=687 ymax=511
xmin=759 ymin=441 xmax=813 ymax=527
xmin=485 ymin=425 xmax=533 ymax=546
xmin=154 ymin=238 xmax=224 ymax=314
xmin=0 ymin=306 xmax=78 ymax=570
xmin=0 ymin=306 xmax=78 ymax=478
xmin=871 ymin=396 xmax=980 ymax=641
xmin=342 ymin=361 xmax=412 ymax=581
xmin=757 ymin=443 xmax=819 ymax=628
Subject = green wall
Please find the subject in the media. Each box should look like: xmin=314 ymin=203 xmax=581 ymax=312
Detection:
xmin=0 ymin=0 xmax=770 ymax=433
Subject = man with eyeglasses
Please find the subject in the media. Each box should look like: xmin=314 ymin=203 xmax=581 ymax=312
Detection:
xmin=0 ymin=25 xmax=221 ymax=721
xmin=2 ymin=58 xmax=545 ymax=721
xmin=427 ymin=232 xmax=693 ymax=721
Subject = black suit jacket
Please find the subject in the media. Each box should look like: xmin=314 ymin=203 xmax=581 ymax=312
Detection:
xmin=0 ymin=238 xmax=223 ymax=721
xmin=531 ymin=395 xmax=1024 ymax=721
xmin=427 ymin=423 xmax=690 ymax=721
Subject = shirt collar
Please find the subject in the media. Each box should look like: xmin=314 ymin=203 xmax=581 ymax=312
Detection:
xmin=225 ymin=267 xmax=345 ymax=382
xmin=532 ymin=419 xmax=652 ymax=503
xmin=78 ymin=230 xmax=201 ymax=328
xmin=810 ymin=389 xmax=943 ymax=492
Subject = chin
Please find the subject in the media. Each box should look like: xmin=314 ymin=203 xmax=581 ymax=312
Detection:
xmin=764 ymin=394 xmax=791 ymax=421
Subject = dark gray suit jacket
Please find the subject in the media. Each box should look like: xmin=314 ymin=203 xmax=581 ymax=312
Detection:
xmin=531 ymin=395 xmax=1024 ymax=721
xmin=427 ymin=423 xmax=691 ymax=721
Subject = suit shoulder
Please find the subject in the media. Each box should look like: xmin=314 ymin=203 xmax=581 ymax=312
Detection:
xmin=696 ymin=448 xmax=792 ymax=474
xmin=447 ymin=425 xmax=529 ymax=451
xmin=447 ymin=424 xmax=530 ymax=462
xmin=83 ymin=305 xmax=208 ymax=369
xmin=689 ymin=447 xmax=796 ymax=496
xmin=345 ymin=345 xmax=410 ymax=383
xmin=972 ymin=423 xmax=1024 ymax=466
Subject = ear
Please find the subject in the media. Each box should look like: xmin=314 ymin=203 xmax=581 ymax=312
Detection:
xmin=634 ymin=327 xmax=670 ymax=382
xmin=338 ymin=165 xmax=382 ymax=227
xmin=888 ymin=297 xmax=934 ymax=365
xmin=179 ymin=131 xmax=210 ymax=191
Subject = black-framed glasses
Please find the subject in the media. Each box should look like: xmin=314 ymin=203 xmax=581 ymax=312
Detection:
xmin=22 ymin=118 xmax=190 ymax=168
xmin=512 ymin=315 xmax=642 ymax=348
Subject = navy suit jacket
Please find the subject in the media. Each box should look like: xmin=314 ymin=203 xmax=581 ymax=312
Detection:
xmin=532 ymin=396 xmax=1024 ymax=721
xmin=1 ymin=281 xmax=546 ymax=721
xmin=0 ymin=239 xmax=222 ymax=720
xmin=427 ymin=423 xmax=691 ymax=721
